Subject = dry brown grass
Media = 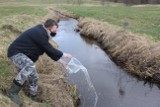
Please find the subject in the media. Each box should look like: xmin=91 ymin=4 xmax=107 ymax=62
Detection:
xmin=0 ymin=94 xmax=18 ymax=107
xmin=78 ymin=17 xmax=160 ymax=83
xmin=34 ymin=53 xmax=75 ymax=107
xmin=0 ymin=30 xmax=76 ymax=107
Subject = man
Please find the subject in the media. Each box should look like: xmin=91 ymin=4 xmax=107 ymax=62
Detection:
xmin=6 ymin=19 xmax=72 ymax=107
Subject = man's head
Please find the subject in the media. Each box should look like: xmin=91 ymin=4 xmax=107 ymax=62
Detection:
xmin=44 ymin=19 xmax=58 ymax=37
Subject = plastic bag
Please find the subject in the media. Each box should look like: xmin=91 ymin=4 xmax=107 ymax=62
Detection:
xmin=65 ymin=57 xmax=98 ymax=107
xmin=66 ymin=57 xmax=86 ymax=74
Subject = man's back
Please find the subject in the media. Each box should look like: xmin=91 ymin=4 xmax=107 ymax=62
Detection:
xmin=8 ymin=24 xmax=63 ymax=62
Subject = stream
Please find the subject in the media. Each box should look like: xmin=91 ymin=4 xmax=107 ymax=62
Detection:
xmin=53 ymin=19 xmax=160 ymax=107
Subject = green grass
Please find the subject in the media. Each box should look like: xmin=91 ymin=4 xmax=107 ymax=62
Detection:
xmin=0 ymin=6 xmax=47 ymax=17
xmin=0 ymin=1 xmax=79 ymax=106
xmin=0 ymin=0 xmax=98 ymax=4
xmin=61 ymin=5 xmax=160 ymax=40
xmin=0 ymin=1 xmax=56 ymax=82
xmin=0 ymin=60 xmax=10 ymax=76
xmin=0 ymin=0 xmax=67 ymax=4
xmin=0 ymin=4 xmax=48 ymax=80
xmin=0 ymin=5 xmax=48 ymax=37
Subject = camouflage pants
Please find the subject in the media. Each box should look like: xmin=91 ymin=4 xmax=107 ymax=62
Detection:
xmin=9 ymin=53 xmax=39 ymax=96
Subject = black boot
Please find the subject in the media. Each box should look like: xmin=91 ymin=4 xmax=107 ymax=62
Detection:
xmin=27 ymin=93 xmax=41 ymax=102
xmin=6 ymin=80 xmax=23 ymax=107
xmin=28 ymin=94 xmax=37 ymax=101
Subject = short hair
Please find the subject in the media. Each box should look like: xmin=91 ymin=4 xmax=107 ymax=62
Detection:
xmin=44 ymin=19 xmax=58 ymax=28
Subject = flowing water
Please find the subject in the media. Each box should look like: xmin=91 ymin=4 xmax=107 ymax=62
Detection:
xmin=53 ymin=19 xmax=160 ymax=107
xmin=65 ymin=57 xmax=98 ymax=107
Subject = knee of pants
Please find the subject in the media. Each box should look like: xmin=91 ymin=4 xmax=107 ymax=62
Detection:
xmin=29 ymin=71 xmax=39 ymax=82
xmin=21 ymin=64 xmax=37 ymax=79
xmin=28 ymin=66 xmax=39 ymax=82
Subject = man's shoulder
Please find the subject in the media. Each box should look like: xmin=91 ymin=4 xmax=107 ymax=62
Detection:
xmin=26 ymin=24 xmax=45 ymax=35
xmin=31 ymin=24 xmax=43 ymax=31
xmin=28 ymin=24 xmax=48 ymax=40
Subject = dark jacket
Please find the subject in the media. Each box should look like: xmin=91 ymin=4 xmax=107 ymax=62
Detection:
xmin=7 ymin=24 xmax=63 ymax=62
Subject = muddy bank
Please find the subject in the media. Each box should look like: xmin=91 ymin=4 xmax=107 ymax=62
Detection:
xmin=53 ymin=9 xmax=160 ymax=83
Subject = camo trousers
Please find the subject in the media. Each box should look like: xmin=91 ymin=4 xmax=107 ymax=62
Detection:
xmin=9 ymin=53 xmax=39 ymax=96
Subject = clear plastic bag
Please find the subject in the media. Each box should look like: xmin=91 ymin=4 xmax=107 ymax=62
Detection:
xmin=65 ymin=57 xmax=98 ymax=107
xmin=66 ymin=57 xmax=86 ymax=74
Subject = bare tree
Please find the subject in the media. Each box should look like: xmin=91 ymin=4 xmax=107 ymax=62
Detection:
xmin=101 ymin=0 xmax=110 ymax=5
xmin=141 ymin=0 xmax=148 ymax=4
xmin=123 ymin=0 xmax=141 ymax=5
xmin=112 ymin=0 xmax=160 ymax=4
xmin=148 ymin=0 xmax=160 ymax=4
xmin=77 ymin=0 xmax=83 ymax=6
xmin=66 ymin=0 xmax=70 ymax=4
xmin=71 ymin=0 xmax=82 ymax=6
xmin=101 ymin=0 xmax=105 ymax=5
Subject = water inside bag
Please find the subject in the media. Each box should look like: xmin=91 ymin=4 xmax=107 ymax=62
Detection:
xmin=65 ymin=57 xmax=98 ymax=107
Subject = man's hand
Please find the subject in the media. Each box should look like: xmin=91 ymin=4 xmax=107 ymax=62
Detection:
xmin=64 ymin=53 xmax=72 ymax=59
xmin=60 ymin=60 xmax=68 ymax=68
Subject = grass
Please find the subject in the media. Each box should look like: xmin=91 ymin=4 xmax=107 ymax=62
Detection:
xmin=0 ymin=4 xmax=45 ymax=93
xmin=0 ymin=5 xmax=47 ymax=38
xmin=0 ymin=6 xmax=47 ymax=17
xmin=0 ymin=2 xmax=77 ymax=106
xmin=61 ymin=5 xmax=160 ymax=40
xmin=0 ymin=0 xmax=98 ymax=5
xmin=0 ymin=0 xmax=159 ymax=105
xmin=0 ymin=0 xmax=67 ymax=4
xmin=1 ymin=1 xmax=156 ymax=41
xmin=78 ymin=17 xmax=160 ymax=83
xmin=0 ymin=61 xmax=10 ymax=76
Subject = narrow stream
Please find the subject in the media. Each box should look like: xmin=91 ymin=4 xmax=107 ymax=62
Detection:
xmin=53 ymin=19 xmax=160 ymax=107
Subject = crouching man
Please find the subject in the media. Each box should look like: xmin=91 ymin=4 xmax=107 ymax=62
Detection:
xmin=6 ymin=19 xmax=72 ymax=107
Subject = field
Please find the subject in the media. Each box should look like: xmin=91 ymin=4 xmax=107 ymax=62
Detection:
xmin=61 ymin=4 xmax=160 ymax=40
xmin=0 ymin=0 xmax=160 ymax=106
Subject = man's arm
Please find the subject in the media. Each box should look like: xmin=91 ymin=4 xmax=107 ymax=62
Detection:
xmin=32 ymin=34 xmax=72 ymax=67
xmin=31 ymin=33 xmax=63 ymax=61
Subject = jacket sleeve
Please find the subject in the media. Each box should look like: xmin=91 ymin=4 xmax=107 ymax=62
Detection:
xmin=32 ymin=33 xmax=63 ymax=61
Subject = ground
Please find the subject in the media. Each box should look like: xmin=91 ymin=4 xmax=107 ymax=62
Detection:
xmin=61 ymin=4 xmax=160 ymax=41
xmin=0 ymin=0 xmax=160 ymax=106
xmin=0 ymin=1 xmax=78 ymax=107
